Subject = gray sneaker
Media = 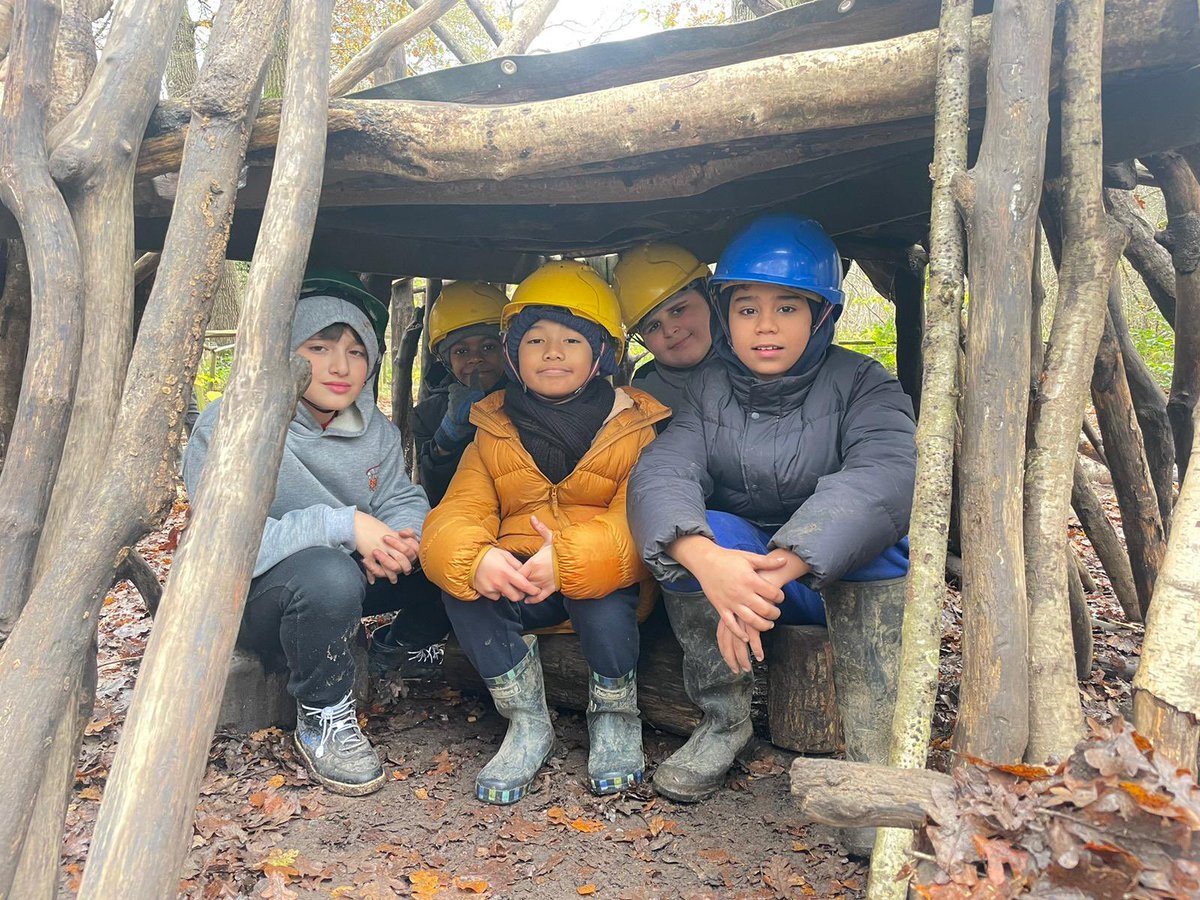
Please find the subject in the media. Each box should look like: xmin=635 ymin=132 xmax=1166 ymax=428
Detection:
xmin=293 ymin=692 xmax=385 ymax=796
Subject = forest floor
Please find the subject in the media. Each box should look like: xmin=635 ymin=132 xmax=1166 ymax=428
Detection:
xmin=60 ymin=473 xmax=1142 ymax=900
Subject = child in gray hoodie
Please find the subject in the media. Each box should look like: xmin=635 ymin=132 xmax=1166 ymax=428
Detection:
xmin=183 ymin=293 xmax=431 ymax=796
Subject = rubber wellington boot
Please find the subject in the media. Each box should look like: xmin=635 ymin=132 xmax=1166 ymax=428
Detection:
xmin=822 ymin=575 xmax=906 ymax=857
xmin=476 ymin=636 xmax=556 ymax=805
xmin=652 ymin=589 xmax=753 ymax=802
xmin=586 ymin=669 xmax=645 ymax=795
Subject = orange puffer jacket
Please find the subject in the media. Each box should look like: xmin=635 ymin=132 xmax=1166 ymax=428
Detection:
xmin=420 ymin=386 xmax=670 ymax=625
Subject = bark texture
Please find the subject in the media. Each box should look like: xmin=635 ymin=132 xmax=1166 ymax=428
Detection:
xmin=79 ymin=2 xmax=328 ymax=894
xmin=36 ymin=0 xmax=182 ymax=589
xmin=1091 ymin=313 xmax=1167 ymax=617
xmin=953 ymin=0 xmax=1056 ymax=766
xmin=868 ymin=2 xmax=970 ymax=895
xmin=1022 ymin=0 xmax=1127 ymax=765
xmin=1144 ymin=153 xmax=1200 ymax=482
xmin=0 ymin=0 xmax=85 ymax=642
xmin=1107 ymin=187 xmax=1176 ymax=327
xmin=791 ymin=757 xmax=953 ymax=829
xmin=1132 ymin=413 xmax=1200 ymax=774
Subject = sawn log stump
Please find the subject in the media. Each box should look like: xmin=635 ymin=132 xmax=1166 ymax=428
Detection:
xmin=443 ymin=621 xmax=841 ymax=754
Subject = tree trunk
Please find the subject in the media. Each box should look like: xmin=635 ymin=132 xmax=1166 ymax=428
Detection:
xmin=419 ymin=279 xmax=444 ymax=402
xmin=868 ymin=1 xmax=970 ymax=895
xmin=1106 ymin=278 xmax=1175 ymax=527
xmin=0 ymin=239 xmax=30 ymax=470
xmin=1132 ymin=414 xmax=1200 ymax=774
xmin=34 ymin=0 xmax=182 ymax=594
xmin=893 ymin=249 xmax=926 ymax=417
xmin=390 ymin=277 xmax=415 ymax=422
xmin=465 ymin=0 xmax=503 ymax=45
xmin=164 ymin=7 xmax=198 ymax=98
xmin=79 ymin=2 xmax=327 ymax=894
xmin=791 ymin=757 xmax=952 ymax=829
xmin=0 ymin=0 xmax=86 ymax=642
xmin=1143 ymin=152 xmax=1200 ymax=482
xmin=1023 ymin=0 xmax=1127 ymax=765
xmin=1091 ymin=313 xmax=1167 ymax=618
xmin=952 ymin=0 xmax=1056 ymax=766
xmin=1107 ymin=187 xmax=1176 ymax=328
xmin=1072 ymin=459 xmax=1143 ymax=623
xmin=495 ymin=0 xmax=559 ymax=56
xmin=329 ymin=0 xmax=459 ymax=98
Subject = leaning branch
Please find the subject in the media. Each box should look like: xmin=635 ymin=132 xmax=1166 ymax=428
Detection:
xmin=78 ymin=1 xmax=331 ymax=895
xmin=329 ymin=0 xmax=459 ymax=98
xmin=1023 ymin=0 xmax=1127 ymax=765
xmin=495 ymin=0 xmax=559 ymax=56
xmin=867 ymin=0 xmax=970 ymax=896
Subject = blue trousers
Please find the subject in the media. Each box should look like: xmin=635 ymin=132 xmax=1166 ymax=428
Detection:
xmin=671 ymin=511 xmax=909 ymax=626
xmin=444 ymin=587 xmax=641 ymax=680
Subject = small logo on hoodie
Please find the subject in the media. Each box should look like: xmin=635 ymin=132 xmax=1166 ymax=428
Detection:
xmin=367 ymin=464 xmax=379 ymax=492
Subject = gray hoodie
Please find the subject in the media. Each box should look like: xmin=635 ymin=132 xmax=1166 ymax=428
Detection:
xmin=183 ymin=295 xmax=430 ymax=578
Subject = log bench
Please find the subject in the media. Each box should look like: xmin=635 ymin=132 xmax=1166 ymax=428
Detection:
xmin=443 ymin=620 xmax=842 ymax=754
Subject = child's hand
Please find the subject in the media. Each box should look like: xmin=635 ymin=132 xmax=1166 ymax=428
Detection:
xmin=757 ymin=548 xmax=810 ymax=590
xmin=383 ymin=528 xmax=421 ymax=564
xmin=518 ymin=516 xmax=558 ymax=603
xmin=354 ymin=512 xmax=407 ymax=584
xmin=717 ymin=618 xmax=763 ymax=674
xmin=671 ymin=537 xmax=785 ymax=639
xmin=473 ymin=547 xmax=539 ymax=602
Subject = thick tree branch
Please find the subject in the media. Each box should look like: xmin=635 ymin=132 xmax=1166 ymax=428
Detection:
xmin=466 ymin=0 xmax=502 ymax=44
xmin=79 ymin=1 xmax=330 ymax=894
xmin=496 ymin=0 xmax=559 ymax=56
xmin=410 ymin=0 xmax=479 ymax=64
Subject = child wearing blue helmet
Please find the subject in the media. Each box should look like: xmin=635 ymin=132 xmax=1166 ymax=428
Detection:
xmin=628 ymin=214 xmax=916 ymax=850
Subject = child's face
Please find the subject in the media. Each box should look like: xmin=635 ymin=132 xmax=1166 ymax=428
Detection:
xmin=446 ymin=334 xmax=504 ymax=390
xmin=517 ymin=318 xmax=595 ymax=399
xmin=726 ymin=283 xmax=814 ymax=380
xmin=636 ymin=287 xmax=712 ymax=369
xmin=296 ymin=327 xmax=369 ymax=411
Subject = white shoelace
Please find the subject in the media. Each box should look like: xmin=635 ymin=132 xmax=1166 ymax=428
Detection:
xmin=407 ymin=643 xmax=445 ymax=665
xmin=300 ymin=692 xmax=367 ymax=759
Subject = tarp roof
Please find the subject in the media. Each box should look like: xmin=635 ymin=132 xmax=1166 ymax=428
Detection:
xmin=129 ymin=0 xmax=1200 ymax=280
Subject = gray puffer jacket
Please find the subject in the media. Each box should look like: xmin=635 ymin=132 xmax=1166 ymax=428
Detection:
xmin=628 ymin=345 xmax=916 ymax=590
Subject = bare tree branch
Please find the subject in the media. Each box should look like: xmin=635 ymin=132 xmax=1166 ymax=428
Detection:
xmin=496 ymin=0 xmax=559 ymax=56
xmin=466 ymin=0 xmax=503 ymax=44
xmin=330 ymin=0 xmax=460 ymax=97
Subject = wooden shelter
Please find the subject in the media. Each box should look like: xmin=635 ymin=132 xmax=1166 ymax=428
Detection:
xmin=127 ymin=0 xmax=1198 ymax=279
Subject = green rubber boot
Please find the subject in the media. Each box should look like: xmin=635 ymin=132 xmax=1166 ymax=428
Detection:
xmin=652 ymin=589 xmax=753 ymax=802
xmin=823 ymin=575 xmax=906 ymax=857
xmin=476 ymin=636 xmax=556 ymax=805
xmin=586 ymin=669 xmax=645 ymax=795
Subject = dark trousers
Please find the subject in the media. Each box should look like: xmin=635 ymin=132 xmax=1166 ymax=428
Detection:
xmin=443 ymin=587 xmax=641 ymax=680
xmin=239 ymin=546 xmax=450 ymax=706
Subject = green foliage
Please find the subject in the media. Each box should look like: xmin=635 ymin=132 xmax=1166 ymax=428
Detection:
xmin=194 ymin=349 xmax=234 ymax=410
xmin=1130 ymin=323 xmax=1174 ymax=390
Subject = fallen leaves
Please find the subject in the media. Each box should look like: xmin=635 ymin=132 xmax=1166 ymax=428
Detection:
xmin=576 ymin=884 xmax=597 ymax=895
xmin=547 ymin=806 xmax=605 ymax=833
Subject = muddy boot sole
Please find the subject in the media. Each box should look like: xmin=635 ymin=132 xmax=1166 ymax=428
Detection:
xmin=650 ymin=763 xmax=726 ymax=803
xmin=293 ymin=733 xmax=386 ymax=797
xmin=476 ymin=741 xmax=556 ymax=805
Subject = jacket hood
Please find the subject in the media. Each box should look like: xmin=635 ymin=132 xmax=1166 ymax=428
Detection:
xmin=710 ymin=291 xmax=841 ymax=382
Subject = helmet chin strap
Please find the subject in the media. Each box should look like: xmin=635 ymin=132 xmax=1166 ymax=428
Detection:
xmin=301 ymin=397 xmax=337 ymax=416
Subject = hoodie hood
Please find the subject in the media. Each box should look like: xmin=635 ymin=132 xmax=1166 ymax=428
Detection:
xmin=290 ymin=294 xmax=381 ymax=435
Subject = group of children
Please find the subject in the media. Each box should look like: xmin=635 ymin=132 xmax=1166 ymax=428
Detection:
xmin=183 ymin=214 xmax=917 ymax=850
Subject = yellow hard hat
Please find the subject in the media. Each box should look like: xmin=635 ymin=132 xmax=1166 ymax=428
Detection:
xmin=503 ymin=260 xmax=626 ymax=361
xmin=612 ymin=242 xmax=710 ymax=331
xmin=426 ymin=281 xmax=507 ymax=352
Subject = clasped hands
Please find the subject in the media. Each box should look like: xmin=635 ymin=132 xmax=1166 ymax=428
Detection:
xmin=472 ymin=515 xmax=558 ymax=604
xmin=354 ymin=511 xmax=420 ymax=584
xmin=671 ymin=535 xmax=809 ymax=675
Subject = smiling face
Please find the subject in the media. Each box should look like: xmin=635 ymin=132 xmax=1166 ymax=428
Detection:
xmin=445 ymin=333 xmax=504 ymax=390
xmin=726 ymin=283 xmax=815 ymax=379
xmin=517 ymin=318 xmax=596 ymax=399
xmin=636 ymin=287 xmax=712 ymax=369
xmin=296 ymin=325 xmax=369 ymax=417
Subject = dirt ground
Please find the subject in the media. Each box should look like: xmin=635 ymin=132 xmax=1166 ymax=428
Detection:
xmin=60 ymin=475 xmax=1142 ymax=899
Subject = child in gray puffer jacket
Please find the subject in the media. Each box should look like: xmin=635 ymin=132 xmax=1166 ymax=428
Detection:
xmin=184 ymin=292 xmax=431 ymax=797
xmin=628 ymin=215 xmax=916 ymax=857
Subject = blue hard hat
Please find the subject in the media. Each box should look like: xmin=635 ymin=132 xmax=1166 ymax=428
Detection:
xmin=711 ymin=213 xmax=845 ymax=306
